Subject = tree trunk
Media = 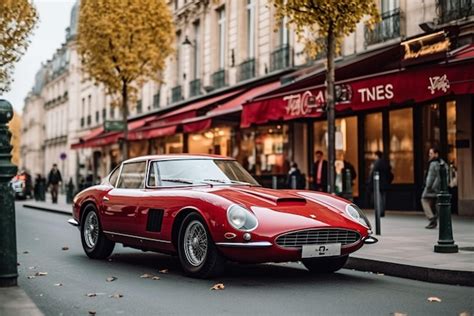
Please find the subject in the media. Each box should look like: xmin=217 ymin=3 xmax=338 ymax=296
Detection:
xmin=121 ymin=80 xmax=129 ymax=161
xmin=326 ymin=28 xmax=336 ymax=194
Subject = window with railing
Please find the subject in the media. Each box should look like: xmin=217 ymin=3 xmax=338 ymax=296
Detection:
xmin=102 ymin=108 xmax=106 ymax=120
xmin=270 ymin=45 xmax=293 ymax=72
xmin=153 ymin=93 xmax=160 ymax=109
xmin=189 ymin=79 xmax=201 ymax=97
xmin=238 ymin=58 xmax=256 ymax=82
xmin=365 ymin=8 xmax=401 ymax=46
xmin=211 ymin=69 xmax=226 ymax=89
xmin=171 ymin=86 xmax=182 ymax=103
xmin=136 ymin=100 xmax=142 ymax=114
xmin=436 ymin=0 xmax=473 ymax=24
xmin=96 ymin=111 xmax=99 ymax=122
xmin=87 ymin=115 xmax=91 ymax=126
xmin=80 ymin=117 xmax=84 ymax=127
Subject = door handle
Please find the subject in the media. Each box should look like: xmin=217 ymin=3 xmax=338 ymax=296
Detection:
xmin=102 ymin=196 xmax=110 ymax=202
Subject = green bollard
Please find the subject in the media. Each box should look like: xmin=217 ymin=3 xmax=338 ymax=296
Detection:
xmin=66 ymin=178 xmax=74 ymax=204
xmin=0 ymin=99 xmax=19 ymax=287
xmin=434 ymin=161 xmax=458 ymax=253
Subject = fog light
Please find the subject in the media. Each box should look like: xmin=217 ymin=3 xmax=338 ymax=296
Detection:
xmin=243 ymin=233 xmax=251 ymax=241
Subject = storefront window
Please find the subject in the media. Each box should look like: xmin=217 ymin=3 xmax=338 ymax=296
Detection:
xmin=389 ymin=108 xmax=414 ymax=183
xmin=188 ymin=127 xmax=231 ymax=156
xmin=152 ymin=134 xmax=183 ymax=154
xmin=313 ymin=117 xmax=359 ymax=196
xmin=129 ymin=140 xmax=149 ymax=158
xmin=422 ymin=103 xmax=441 ymax=161
xmin=364 ymin=113 xmax=383 ymax=181
xmin=446 ymin=101 xmax=457 ymax=166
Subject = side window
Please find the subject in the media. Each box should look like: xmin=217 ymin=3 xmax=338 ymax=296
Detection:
xmin=148 ymin=161 xmax=159 ymax=187
xmin=108 ymin=166 xmax=120 ymax=187
xmin=116 ymin=161 xmax=147 ymax=189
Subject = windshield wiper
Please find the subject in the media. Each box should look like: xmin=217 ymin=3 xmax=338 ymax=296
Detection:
xmin=202 ymin=178 xmax=227 ymax=183
xmin=160 ymin=178 xmax=194 ymax=184
xmin=202 ymin=179 xmax=256 ymax=186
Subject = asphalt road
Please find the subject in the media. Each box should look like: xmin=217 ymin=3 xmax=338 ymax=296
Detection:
xmin=15 ymin=203 xmax=474 ymax=316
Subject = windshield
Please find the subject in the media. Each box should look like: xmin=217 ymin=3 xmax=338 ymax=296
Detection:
xmin=150 ymin=159 xmax=260 ymax=187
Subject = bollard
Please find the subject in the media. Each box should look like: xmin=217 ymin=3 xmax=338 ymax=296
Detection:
xmin=272 ymin=175 xmax=278 ymax=189
xmin=341 ymin=169 xmax=353 ymax=201
xmin=0 ymin=100 xmax=18 ymax=287
xmin=434 ymin=162 xmax=458 ymax=253
xmin=373 ymin=171 xmax=381 ymax=235
xmin=66 ymin=178 xmax=74 ymax=204
xmin=39 ymin=177 xmax=46 ymax=201
xmin=291 ymin=175 xmax=297 ymax=189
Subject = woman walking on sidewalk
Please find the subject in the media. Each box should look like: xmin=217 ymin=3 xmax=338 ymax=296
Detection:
xmin=421 ymin=147 xmax=445 ymax=229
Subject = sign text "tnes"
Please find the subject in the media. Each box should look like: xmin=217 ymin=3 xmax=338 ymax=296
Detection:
xmin=357 ymin=84 xmax=394 ymax=103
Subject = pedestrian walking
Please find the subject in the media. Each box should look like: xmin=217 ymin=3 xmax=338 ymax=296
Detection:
xmin=421 ymin=147 xmax=446 ymax=229
xmin=47 ymin=164 xmax=62 ymax=204
xmin=287 ymin=162 xmax=305 ymax=189
xmin=368 ymin=151 xmax=393 ymax=216
xmin=312 ymin=150 xmax=328 ymax=192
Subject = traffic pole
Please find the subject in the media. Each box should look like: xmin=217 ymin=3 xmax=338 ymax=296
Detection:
xmin=373 ymin=171 xmax=381 ymax=236
xmin=0 ymin=99 xmax=19 ymax=287
xmin=434 ymin=161 xmax=458 ymax=253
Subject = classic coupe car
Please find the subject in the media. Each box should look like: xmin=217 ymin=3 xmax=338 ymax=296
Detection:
xmin=69 ymin=154 xmax=377 ymax=278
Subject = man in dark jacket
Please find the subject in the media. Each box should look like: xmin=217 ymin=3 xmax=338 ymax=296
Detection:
xmin=312 ymin=150 xmax=328 ymax=192
xmin=47 ymin=164 xmax=62 ymax=204
xmin=369 ymin=151 xmax=393 ymax=217
xmin=421 ymin=147 xmax=445 ymax=229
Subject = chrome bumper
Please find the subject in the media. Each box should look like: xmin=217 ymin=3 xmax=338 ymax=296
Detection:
xmin=68 ymin=218 xmax=79 ymax=227
xmin=364 ymin=236 xmax=378 ymax=244
xmin=215 ymin=241 xmax=272 ymax=248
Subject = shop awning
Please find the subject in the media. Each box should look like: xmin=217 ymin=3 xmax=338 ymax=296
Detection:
xmin=182 ymin=81 xmax=281 ymax=133
xmin=128 ymin=124 xmax=177 ymax=141
xmin=241 ymin=57 xmax=474 ymax=127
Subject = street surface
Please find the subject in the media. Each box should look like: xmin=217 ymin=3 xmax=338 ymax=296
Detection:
xmin=15 ymin=202 xmax=474 ymax=316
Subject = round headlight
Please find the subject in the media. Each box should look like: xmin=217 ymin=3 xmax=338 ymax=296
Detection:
xmin=345 ymin=204 xmax=371 ymax=229
xmin=227 ymin=205 xmax=258 ymax=231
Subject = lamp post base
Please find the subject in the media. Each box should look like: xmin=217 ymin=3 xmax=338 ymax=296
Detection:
xmin=0 ymin=276 xmax=18 ymax=287
xmin=434 ymin=243 xmax=459 ymax=253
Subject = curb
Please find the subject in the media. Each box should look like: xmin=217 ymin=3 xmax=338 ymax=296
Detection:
xmin=346 ymin=257 xmax=474 ymax=287
xmin=23 ymin=203 xmax=72 ymax=216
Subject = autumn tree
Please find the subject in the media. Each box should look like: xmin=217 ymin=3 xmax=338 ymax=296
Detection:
xmin=0 ymin=0 xmax=38 ymax=94
xmin=77 ymin=0 xmax=175 ymax=160
xmin=271 ymin=0 xmax=379 ymax=194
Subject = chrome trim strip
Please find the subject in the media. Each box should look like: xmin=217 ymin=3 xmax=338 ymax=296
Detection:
xmin=103 ymin=230 xmax=172 ymax=244
xmin=68 ymin=218 xmax=79 ymax=227
xmin=215 ymin=241 xmax=272 ymax=248
xmin=364 ymin=236 xmax=378 ymax=244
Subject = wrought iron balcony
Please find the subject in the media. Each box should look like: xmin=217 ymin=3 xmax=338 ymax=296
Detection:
xmin=436 ymin=0 xmax=473 ymax=24
xmin=365 ymin=8 xmax=401 ymax=46
xmin=238 ymin=58 xmax=256 ymax=82
xmin=211 ymin=69 xmax=227 ymax=90
xmin=171 ymin=85 xmax=183 ymax=103
xmin=270 ymin=45 xmax=293 ymax=72
xmin=153 ymin=93 xmax=160 ymax=108
xmin=189 ymin=78 xmax=201 ymax=97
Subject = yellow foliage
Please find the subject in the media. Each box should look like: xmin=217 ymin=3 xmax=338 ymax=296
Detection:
xmin=77 ymin=0 xmax=175 ymax=111
xmin=270 ymin=0 xmax=380 ymax=58
xmin=8 ymin=111 xmax=22 ymax=166
xmin=0 ymin=0 xmax=38 ymax=94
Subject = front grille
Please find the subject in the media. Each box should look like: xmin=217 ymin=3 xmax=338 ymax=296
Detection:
xmin=276 ymin=229 xmax=361 ymax=249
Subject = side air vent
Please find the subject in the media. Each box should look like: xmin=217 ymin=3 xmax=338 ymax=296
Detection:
xmin=146 ymin=209 xmax=164 ymax=232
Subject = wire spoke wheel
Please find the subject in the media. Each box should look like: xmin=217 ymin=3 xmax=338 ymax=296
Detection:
xmin=83 ymin=211 xmax=99 ymax=249
xmin=184 ymin=220 xmax=208 ymax=267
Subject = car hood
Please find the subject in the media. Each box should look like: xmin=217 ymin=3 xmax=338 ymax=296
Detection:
xmin=206 ymin=186 xmax=366 ymax=236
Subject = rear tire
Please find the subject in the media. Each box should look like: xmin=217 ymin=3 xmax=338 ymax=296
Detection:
xmin=177 ymin=212 xmax=225 ymax=278
xmin=302 ymin=255 xmax=348 ymax=273
xmin=80 ymin=204 xmax=115 ymax=259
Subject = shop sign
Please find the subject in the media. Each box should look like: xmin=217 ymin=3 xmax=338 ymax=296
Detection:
xmin=357 ymin=84 xmax=394 ymax=102
xmin=104 ymin=120 xmax=125 ymax=132
xmin=428 ymin=74 xmax=450 ymax=94
xmin=402 ymin=31 xmax=450 ymax=65
xmin=283 ymin=90 xmax=325 ymax=116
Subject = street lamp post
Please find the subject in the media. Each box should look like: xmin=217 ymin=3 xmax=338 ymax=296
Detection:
xmin=0 ymin=99 xmax=19 ymax=287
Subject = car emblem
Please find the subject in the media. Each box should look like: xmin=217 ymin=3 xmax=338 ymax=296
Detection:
xmin=224 ymin=232 xmax=237 ymax=240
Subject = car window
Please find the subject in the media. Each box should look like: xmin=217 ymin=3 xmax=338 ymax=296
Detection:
xmin=108 ymin=166 xmax=120 ymax=187
xmin=148 ymin=161 xmax=159 ymax=187
xmin=116 ymin=161 xmax=147 ymax=189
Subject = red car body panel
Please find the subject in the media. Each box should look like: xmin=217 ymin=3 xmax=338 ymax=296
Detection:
xmin=72 ymin=155 xmax=372 ymax=264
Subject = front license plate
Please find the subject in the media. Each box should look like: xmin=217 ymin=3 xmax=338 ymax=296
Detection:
xmin=302 ymin=243 xmax=341 ymax=258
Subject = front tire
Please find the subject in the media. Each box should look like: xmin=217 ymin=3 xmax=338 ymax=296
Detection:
xmin=177 ymin=213 xmax=225 ymax=278
xmin=80 ymin=204 xmax=115 ymax=259
xmin=302 ymin=255 xmax=348 ymax=273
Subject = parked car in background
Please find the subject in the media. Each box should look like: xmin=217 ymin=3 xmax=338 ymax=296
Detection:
xmin=10 ymin=171 xmax=32 ymax=199
xmin=69 ymin=154 xmax=377 ymax=278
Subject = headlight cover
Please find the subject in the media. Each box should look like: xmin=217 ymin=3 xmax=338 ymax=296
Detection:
xmin=345 ymin=204 xmax=372 ymax=229
xmin=227 ymin=204 xmax=258 ymax=231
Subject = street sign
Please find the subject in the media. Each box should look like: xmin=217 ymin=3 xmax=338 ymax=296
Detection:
xmin=60 ymin=152 xmax=67 ymax=160
xmin=104 ymin=120 xmax=125 ymax=132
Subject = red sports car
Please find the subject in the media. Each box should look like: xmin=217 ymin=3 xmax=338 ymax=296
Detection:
xmin=69 ymin=154 xmax=377 ymax=278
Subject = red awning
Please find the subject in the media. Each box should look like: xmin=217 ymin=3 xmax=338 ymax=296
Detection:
xmin=128 ymin=125 xmax=177 ymax=140
xmin=241 ymin=60 xmax=474 ymax=127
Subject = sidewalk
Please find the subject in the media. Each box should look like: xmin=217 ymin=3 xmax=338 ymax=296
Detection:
xmin=0 ymin=286 xmax=43 ymax=316
xmin=20 ymin=198 xmax=474 ymax=286
xmin=22 ymin=194 xmax=72 ymax=215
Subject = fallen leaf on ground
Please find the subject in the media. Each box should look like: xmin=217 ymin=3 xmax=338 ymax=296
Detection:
xmin=86 ymin=293 xmax=97 ymax=297
xmin=35 ymin=272 xmax=48 ymax=276
xmin=61 ymin=246 xmax=69 ymax=251
xmin=459 ymin=312 xmax=471 ymax=316
xmin=109 ymin=293 xmax=123 ymax=298
xmin=140 ymin=273 xmax=153 ymax=278
xmin=427 ymin=296 xmax=442 ymax=303
xmin=152 ymin=276 xmax=160 ymax=280
xmin=106 ymin=276 xmax=117 ymax=282
xmin=210 ymin=283 xmax=225 ymax=290
xmin=377 ymin=273 xmax=385 ymax=276
xmin=390 ymin=312 xmax=407 ymax=316
xmin=54 ymin=283 xmax=63 ymax=287
xmin=17 ymin=262 xmax=20 ymax=266
xmin=28 ymin=266 xmax=37 ymax=270
xmin=23 ymin=251 xmax=29 ymax=254
xmin=88 ymin=311 xmax=96 ymax=315
xmin=158 ymin=269 xmax=168 ymax=274
xmin=27 ymin=276 xmax=35 ymax=279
